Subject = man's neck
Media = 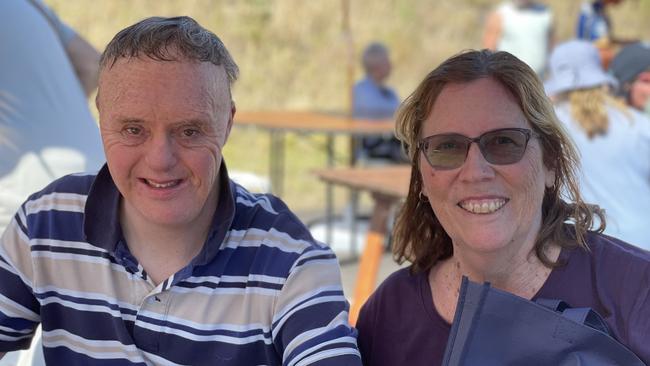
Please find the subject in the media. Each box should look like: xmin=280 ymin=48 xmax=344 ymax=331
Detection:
xmin=363 ymin=75 xmax=380 ymax=86
xmin=119 ymin=197 xmax=217 ymax=285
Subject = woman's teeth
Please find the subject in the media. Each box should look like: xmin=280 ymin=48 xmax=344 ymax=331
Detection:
xmin=459 ymin=199 xmax=507 ymax=214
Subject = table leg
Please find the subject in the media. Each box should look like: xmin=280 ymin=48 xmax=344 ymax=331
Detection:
xmin=277 ymin=131 xmax=285 ymax=197
xmin=269 ymin=130 xmax=285 ymax=197
xmin=349 ymin=189 xmax=359 ymax=259
xmin=325 ymin=134 xmax=335 ymax=245
xmin=348 ymin=194 xmax=393 ymax=326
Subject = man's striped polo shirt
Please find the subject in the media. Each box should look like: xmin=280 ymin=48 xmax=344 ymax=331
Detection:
xmin=0 ymin=164 xmax=361 ymax=365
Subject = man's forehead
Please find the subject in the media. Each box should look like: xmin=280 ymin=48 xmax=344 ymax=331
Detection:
xmin=101 ymin=56 xmax=226 ymax=78
xmin=96 ymin=58 xmax=232 ymax=118
xmin=98 ymin=57 xmax=230 ymax=98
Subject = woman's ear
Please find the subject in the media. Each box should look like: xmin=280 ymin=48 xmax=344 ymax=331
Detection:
xmin=544 ymin=166 xmax=556 ymax=189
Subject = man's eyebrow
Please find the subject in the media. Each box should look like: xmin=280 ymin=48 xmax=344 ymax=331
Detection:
xmin=114 ymin=117 xmax=145 ymax=124
xmin=108 ymin=117 xmax=214 ymax=128
xmin=175 ymin=119 xmax=213 ymax=128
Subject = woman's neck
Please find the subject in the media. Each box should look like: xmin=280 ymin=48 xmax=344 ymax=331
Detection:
xmin=429 ymin=241 xmax=561 ymax=323
xmin=450 ymin=245 xmax=558 ymax=297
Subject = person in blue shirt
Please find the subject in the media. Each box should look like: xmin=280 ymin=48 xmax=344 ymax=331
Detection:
xmin=352 ymin=42 xmax=406 ymax=163
xmin=576 ymin=0 xmax=622 ymax=42
xmin=576 ymin=0 xmax=637 ymax=67
xmin=0 ymin=0 xmax=104 ymax=234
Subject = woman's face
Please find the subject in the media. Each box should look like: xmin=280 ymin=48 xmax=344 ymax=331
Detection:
xmin=419 ymin=77 xmax=555 ymax=257
xmin=630 ymin=71 xmax=650 ymax=111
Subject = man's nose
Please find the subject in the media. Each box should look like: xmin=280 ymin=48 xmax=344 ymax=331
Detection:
xmin=145 ymin=133 xmax=178 ymax=171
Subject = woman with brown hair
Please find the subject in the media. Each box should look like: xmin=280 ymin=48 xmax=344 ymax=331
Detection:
xmin=355 ymin=49 xmax=650 ymax=365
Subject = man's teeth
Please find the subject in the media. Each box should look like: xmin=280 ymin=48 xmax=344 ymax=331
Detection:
xmin=459 ymin=199 xmax=506 ymax=214
xmin=146 ymin=180 xmax=178 ymax=188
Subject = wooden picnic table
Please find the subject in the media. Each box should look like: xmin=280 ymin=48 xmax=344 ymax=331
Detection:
xmin=313 ymin=164 xmax=411 ymax=325
xmin=234 ymin=111 xmax=395 ymax=197
xmin=313 ymin=165 xmax=410 ymax=199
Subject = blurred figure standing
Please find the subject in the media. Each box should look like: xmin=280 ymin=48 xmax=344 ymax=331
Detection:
xmin=0 ymin=0 xmax=104 ymax=233
xmin=576 ymin=0 xmax=633 ymax=68
xmin=577 ymin=0 xmax=624 ymax=42
xmin=483 ymin=0 xmax=554 ymax=76
xmin=545 ymin=40 xmax=650 ymax=249
xmin=352 ymin=42 xmax=405 ymax=163
xmin=609 ymin=42 xmax=650 ymax=117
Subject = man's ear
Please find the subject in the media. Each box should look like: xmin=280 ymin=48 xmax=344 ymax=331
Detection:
xmin=225 ymin=101 xmax=236 ymax=141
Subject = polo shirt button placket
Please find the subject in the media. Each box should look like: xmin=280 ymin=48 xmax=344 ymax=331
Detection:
xmin=134 ymin=292 xmax=166 ymax=353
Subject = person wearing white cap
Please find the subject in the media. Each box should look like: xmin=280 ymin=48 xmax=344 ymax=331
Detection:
xmin=545 ymin=39 xmax=650 ymax=249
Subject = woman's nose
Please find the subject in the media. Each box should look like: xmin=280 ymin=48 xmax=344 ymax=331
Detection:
xmin=458 ymin=143 xmax=495 ymax=182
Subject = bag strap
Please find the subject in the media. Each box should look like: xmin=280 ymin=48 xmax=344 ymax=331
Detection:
xmin=563 ymin=307 xmax=611 ymax=334
xmin=535 ymin=298 xmax=570 ymax=312
xmin=536 ymin=298 xmax=611 ymax=334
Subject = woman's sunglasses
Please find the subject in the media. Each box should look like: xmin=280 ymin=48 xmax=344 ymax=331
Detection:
xmin=417 ymin=128 xmax=534 ymax=170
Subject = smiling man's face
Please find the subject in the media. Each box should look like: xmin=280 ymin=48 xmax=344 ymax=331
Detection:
xmin=96 ymin=55 xmax=234 ymax=230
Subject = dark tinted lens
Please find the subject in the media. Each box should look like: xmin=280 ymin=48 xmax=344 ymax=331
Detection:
xmin=479 ymin=129 xmax=528 ymax=164
xmin=422 ymin=134 xmax=469 ymax=169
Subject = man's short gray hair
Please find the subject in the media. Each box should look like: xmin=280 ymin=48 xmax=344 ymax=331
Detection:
xmin=362 ymin=42 xmax=389 ymax=69
xmin=99 ymin=16 xmax=239 ymax=86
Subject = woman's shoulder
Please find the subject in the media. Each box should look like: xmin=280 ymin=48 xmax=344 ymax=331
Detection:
xmin=359 ymin=266 xmax=425 ymax=318
xmin=372 ymin=267 xmax=423 ymax=299
xmin=580 ymin=232 xmax=650 ymax=362
xmin=563 ymin=231 xmax=650 ymax=277
xmin=583 ymin=231 xmax=650 ymax=265
xmin=561 ymin=231 xmax=650 ymax=297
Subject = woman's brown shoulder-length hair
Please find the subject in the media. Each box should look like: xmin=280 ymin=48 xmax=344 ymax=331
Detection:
xmin=392 ymin=49 xmax=605 ymax=273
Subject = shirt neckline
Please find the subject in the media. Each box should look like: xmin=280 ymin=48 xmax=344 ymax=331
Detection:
xmin=83 ymin=161 xmax=236 ymax=268
xmin=417 ymin=246 xmax=574 ymax=328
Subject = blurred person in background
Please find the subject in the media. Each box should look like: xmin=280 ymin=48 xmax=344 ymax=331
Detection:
xmin=576 ymin=0 xmax=635 ymax=67
xmin=0 ymin=0 xmax=104 ymax=234
xmin=482 ymin=0 xmax=554 ymax=76
xmin=609 ymin=41 xmax=650 ymax=117
xmin=0 ymin=16 xmax=361 ymax=365
xmin=352 ymin=42 xmax=406 ymax=163
xmin=0 ymin=2 xmax=103 ymax=364
xmin=577 ymin=0 xmax=624 ymax=42
xmin=355 ymin=49 xmax=650 ymax=365
xmin=545 ymin=40 xmax=650 ymax=249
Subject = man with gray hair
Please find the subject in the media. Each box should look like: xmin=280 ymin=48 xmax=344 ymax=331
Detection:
xmin=0 ymin=16 xmax=361 ymax=365
xmin=352 ymin=42 xmax=405 ymax=163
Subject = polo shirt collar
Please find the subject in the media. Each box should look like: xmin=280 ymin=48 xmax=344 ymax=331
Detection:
xmin=83 ymin=162 xmax=236 ymax=265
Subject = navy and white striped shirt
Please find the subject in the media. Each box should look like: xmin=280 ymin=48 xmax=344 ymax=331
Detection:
xmin=0 ymin=164 xmax=360 ymax=365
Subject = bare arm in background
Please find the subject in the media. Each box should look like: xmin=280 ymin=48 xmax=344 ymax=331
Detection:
xmin=482 ymin=11 xmax=501 ymax=50
xmin=65 ymin=34 xmax=100 ymax=97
